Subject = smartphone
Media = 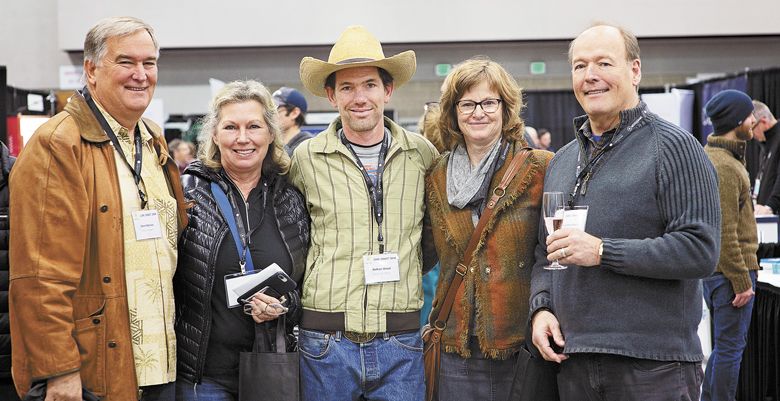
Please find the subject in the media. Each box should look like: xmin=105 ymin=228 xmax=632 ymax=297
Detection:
xmin=237 ymin=266 xmax=296 ymax=304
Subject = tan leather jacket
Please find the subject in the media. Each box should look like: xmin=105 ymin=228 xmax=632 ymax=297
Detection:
xmin=9 ymin=92 xmax=188 ymax=400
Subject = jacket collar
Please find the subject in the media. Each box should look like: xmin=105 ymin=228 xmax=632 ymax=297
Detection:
xmin=764 ymin=122 xmax=780 ymax=149
xmin=707 ymin=135 xmax=747 ymax=161
xmin=574 ymin=101 xmax=651 ymax=140
xmin=65 ymin=91 xmax=164 ymax=145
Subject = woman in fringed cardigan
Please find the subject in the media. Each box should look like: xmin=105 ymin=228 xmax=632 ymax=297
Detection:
xmin=425 ymin=57 xmax=552 ymax=401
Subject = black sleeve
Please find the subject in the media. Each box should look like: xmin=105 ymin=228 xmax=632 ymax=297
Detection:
xmin=757 ymin=242 xmax=780 ymax=260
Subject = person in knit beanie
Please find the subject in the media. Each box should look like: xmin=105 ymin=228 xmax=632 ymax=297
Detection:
xmin=702 ymin=88 xmax=759 ymax=401
xmin=706 ymin=89 xmax=755 ymax=137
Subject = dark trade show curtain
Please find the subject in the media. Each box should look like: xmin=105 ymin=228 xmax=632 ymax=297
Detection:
xmin=737 ymin=282 xmax=780 ymax=401
xmin=687 ymin=67 xmax=780 ymax=188
xmin=522 ymin=90 xmax=583 ymax=150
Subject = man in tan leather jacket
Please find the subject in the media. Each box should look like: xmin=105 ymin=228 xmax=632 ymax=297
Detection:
xmin=9 ymin=17 xmax=187 ymax=401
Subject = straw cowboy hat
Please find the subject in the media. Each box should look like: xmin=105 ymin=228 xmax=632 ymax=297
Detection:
xmin=299 ymin=25 xmax=417 ymax=97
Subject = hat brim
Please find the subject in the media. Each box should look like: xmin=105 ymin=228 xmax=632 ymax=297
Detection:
xmin=299 ymin=50 xmax=416 ymax=97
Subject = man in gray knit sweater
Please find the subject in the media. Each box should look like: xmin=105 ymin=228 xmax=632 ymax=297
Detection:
xmin=529 ymin=24 xmax=721 ymax=400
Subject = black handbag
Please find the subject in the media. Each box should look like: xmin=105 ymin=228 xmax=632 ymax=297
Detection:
xmin=238 ymin=314 xmax=300 ymax=401
xmin=507 ymin=325 xmax=560 ymax=401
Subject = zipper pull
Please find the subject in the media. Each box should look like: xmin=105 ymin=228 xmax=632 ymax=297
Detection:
xmin=580 ymin=172 xmax=591 ymax=196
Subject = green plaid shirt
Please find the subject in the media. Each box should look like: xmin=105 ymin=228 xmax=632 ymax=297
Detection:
xmin=289 ymin=117 xmax=438 ymax=332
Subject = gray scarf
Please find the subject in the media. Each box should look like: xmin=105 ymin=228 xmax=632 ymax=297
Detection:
xmin=447 ymin=139 xmax=503 ymax=209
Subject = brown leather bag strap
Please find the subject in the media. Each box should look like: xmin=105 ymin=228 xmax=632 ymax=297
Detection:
xmin=431 ymin=148 xmax=532 ymax=329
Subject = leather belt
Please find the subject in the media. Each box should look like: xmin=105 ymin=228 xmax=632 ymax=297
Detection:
xmin=322 ymin=329 xmax=418 ymax=344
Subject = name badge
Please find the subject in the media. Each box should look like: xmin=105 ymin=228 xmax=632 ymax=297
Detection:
xmin=363 ymin=252 xmax=401 ymax=285
xmin=132 ymin=209 xmax=162 ymax=240
xmin=563 ymin=206 xmax=589 ymax=231
xmin=224 ymin=270 xmax=263 ymax=308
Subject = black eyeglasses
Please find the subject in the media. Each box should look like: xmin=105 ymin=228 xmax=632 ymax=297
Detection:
xmin=455 ymin=98 xmax=502 ymax=115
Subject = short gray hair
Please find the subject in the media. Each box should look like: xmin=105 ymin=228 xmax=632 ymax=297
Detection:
xmin=198 ymin=80 xmax=290 ymax=175
xmin=84 ymin=16 xmax=159 ymax=66
xmin=753 ymin=100 xmax=775 ymax=120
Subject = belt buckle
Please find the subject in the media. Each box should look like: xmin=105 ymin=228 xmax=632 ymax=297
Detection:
xmin=344 ymin=331 xmax=377 ymax=344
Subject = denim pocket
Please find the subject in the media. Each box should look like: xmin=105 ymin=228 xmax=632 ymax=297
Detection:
xmin=298 ymin=329 xmax=332 ymax=359
xmin=629 ymin=359 xmax=680 ymax=372
xmin=389 ymin=332 xmax=423 ymax=353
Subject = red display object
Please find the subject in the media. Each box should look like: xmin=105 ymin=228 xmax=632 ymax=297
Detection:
xmin=6 ymin=115 xmax=21 ymax=156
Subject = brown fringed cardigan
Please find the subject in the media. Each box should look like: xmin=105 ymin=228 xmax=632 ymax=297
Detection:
xmin=425 ymin=141 xmax=552 ymax=359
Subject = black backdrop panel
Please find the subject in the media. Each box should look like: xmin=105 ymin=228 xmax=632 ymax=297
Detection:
xmin=0 ymin=67 xmax=6 ymax=144
xmin=522 ymin=90 xmax=584 ymax=151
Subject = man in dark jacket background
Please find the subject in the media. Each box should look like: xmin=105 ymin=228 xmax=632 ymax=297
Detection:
xmin=0 ymin=141 xmax=17 ymax=400
xmin=753 ymin=100 xmax=780 ymax=215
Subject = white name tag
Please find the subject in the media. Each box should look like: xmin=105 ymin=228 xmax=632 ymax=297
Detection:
xmin=224 ymin=270 xmax=267 ymax=308
xmin=363 ymin=252 xmax=401 ymax=285
xmin=563 ymin=206 xmax=589 ymax=231
xmin=132 ymin=209 xmax=162 ymax=240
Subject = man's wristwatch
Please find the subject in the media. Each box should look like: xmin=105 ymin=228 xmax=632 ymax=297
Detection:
xmin=598 ymin=241 xmax=604 ymax=257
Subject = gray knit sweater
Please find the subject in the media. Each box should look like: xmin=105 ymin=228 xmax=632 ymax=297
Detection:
xmin=529 ymin=102 xmax=720 ymax=362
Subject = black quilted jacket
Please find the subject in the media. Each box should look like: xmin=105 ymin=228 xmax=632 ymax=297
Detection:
xmin=174 ymin=161 xmax=309 ymax=383
xmin=0 ymin=142 xmax=14 ymax=379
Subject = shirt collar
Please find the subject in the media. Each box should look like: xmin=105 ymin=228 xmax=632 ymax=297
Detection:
xmin=574 ymin=101 xmax=649 ymax=147
xmin=93 ymin=99 xmax=153 ymax=145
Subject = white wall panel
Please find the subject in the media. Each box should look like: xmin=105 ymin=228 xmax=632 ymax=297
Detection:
xmin=56 ymin=0 xmax=780 ymax=50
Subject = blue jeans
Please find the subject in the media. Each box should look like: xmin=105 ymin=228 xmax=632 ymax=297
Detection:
xmin=176 ymin=377 xmax=236 ymax=401
xmin=702 ymin=271 xmax=757 ymax=401
xmin=299 ymin=329 xmax=425 ymax=401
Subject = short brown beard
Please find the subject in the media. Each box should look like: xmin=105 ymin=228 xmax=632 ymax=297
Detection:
xmin=735 ymin=124 xmax=753 ymax=141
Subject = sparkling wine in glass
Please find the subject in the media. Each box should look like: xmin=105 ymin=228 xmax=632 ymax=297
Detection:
xmin=543 ymin=192 xmax=567 ymax=270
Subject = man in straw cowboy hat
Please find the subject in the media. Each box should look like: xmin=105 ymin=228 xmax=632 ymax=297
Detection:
xmin=289 ymin=25 xmax=438 ymax=401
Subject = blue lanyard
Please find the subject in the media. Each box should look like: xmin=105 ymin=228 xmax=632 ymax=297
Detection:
xmin=211 ymin=182 xmax=255 ymax=273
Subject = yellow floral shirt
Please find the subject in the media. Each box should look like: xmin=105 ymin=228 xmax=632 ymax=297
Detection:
xmin=97 ymin=104 xmax=177 ymax=386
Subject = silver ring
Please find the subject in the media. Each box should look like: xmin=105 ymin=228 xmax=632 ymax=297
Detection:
xmin=560 ymin=248 xmax=567 ymax=258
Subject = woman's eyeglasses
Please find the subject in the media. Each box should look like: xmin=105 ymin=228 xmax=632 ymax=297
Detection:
xmin=455 ymin=98 xmax=502 ymax=115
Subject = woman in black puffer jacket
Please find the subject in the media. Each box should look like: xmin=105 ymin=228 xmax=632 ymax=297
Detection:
xmin=174 ymin=80 xmax=309 ymax=400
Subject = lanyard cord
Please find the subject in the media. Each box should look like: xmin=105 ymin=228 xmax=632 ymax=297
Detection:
xmin=81 ymin=87 xmax=148 ymax=209
xmin=341 ymin=131 xmax=390 ymax=253
xmin=569 ymin=116 xmax=643 ymax=207
xmin=211 ymin=180 xmax=268 ymax=274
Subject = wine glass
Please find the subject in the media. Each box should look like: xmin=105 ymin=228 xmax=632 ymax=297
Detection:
xmin=543 ymin=192 xmax=567 ymax=270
